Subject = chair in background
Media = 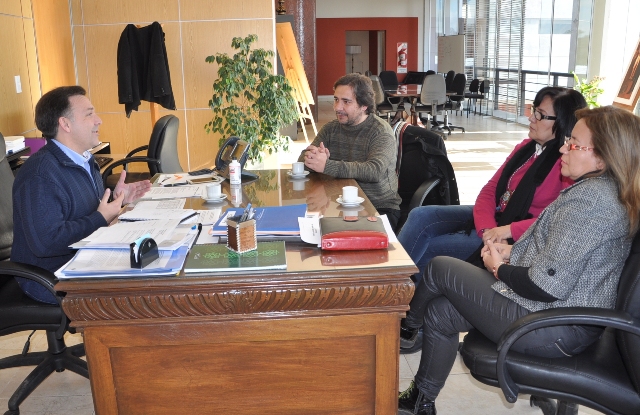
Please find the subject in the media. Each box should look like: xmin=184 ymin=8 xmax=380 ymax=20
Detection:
xmin=445 ymin=70 xmax=456 ymax=93
xmin=464 ymin=79 xmax=483 ymax=117
xmin=416 ymin=74 xmax=448 ymax=134
xmin=378 ymin=70 xmax=402 ymax=112
xmin=478 ymin=79 xmax=490 ymax=115
xmin=425 ymin=70 xmax=436 ymax=76
xmin=393 ymin=121 xmax=459 ymax=232
xmin=102 ymin=114 xmax=181 ymax=190
xmin=441 ymin=73 xmax=466 ymax=133
xmin=0 ymin=138 xmax=89 ymax=415
xmin=370 ymin=75 xmax=396 ymax=123
xmin=402 ymin=71 xmax=428 ymax=85
xmin=460 ymin=230 xmax=640 ymax=415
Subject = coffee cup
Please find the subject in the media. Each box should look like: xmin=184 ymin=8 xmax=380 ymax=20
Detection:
xmin=292 ymin=162 xmax=305 ymax=175
xmin=342 ymin=186 xmax=358 ymax=203
xmin=206 ymin=182 xmax=221 ymax=199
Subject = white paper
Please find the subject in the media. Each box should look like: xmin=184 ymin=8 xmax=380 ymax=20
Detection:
xmin=378 ymin=214 xmax=398 ymax=243
xmin=70 ymin=219 xmax=189 ymax=250
xmin=195 ymin=232 xmax=219 ymax=245
xmin=62 ymin=248 xmax=173 ymax=272
xmin=119 ymin=208 xmax=196 ymax=221
xmin=144 ymin=186 xmax=201 ymax=199
xmin=195 ymin=209 xmax=222 ymax=225
xmin=299 ymin=217 xmax=322 ymax=246
xmin=133 ymin=199 xmax=186 ymax=209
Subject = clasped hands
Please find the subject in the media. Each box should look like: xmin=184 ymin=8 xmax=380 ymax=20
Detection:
xmin=98 ymin=170 xmax=152 ymax=223
xmin=303 ymin=142 xmax=330 ymax=173
xmin=481 ymin=240 xmax=512 ymax=278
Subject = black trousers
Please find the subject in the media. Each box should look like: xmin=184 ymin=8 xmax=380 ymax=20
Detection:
xmin=405 ymin=256 xmax=602 ymax=401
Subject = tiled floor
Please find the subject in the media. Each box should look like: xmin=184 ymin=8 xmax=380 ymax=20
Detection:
xmin=0 ymin=101 xmax=602 ymax=414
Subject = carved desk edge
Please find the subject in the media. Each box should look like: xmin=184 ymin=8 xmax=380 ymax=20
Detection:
xmin=59 ymin=268 xmax=416 ymax=324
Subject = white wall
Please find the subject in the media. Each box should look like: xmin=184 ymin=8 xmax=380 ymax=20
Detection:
xmin=317 ymin=0 xmax=426 ymax=70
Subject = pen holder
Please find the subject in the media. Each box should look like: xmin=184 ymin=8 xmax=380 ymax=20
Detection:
xmin=227 ymin=218 xmax=257 ymax=253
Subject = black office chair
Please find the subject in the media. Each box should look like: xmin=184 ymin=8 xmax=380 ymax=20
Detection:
xmin=442 ymin=73 xmax=466 ymax=133
xmin=402 ymin=71 xmax=428 ymax=85
xmin=378 ymin=70 xmax=403 ymax=112
xmin=102 ymin=114 xmax=181 ymax=190
xmin=460 ymin=230 xmax=640 ymax=415
xmin=445 ymin=70 xmax=456 ymax=93
xmin=393 ymin=121 xmax=459 ymax=232
xmin=0 ymin=138 xmax=88 ymax=415
xmin=464 ymin=79 xmax=483 ymax=117
xmin=370 ymin=75 xmax=396 ymax=123
xmin=425 ymin=70 xmax=436 ymax=76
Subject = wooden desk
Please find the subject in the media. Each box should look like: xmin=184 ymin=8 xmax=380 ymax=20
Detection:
xmin=56 ymin=170 xmax=417 ymax=415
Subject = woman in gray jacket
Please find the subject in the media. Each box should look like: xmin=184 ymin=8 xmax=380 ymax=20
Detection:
xmin=398 ymin=106 xmax=640 ymax=415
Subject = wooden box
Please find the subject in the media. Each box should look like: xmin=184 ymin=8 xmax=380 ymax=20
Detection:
xmin=227 ymin=218 xmax=257 ymax=253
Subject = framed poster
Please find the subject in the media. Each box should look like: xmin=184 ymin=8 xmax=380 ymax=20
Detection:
xmin=397 ymin=42 xmax=408 ymax=74
xmin=613 ymin=38 xmax=640 ymax=111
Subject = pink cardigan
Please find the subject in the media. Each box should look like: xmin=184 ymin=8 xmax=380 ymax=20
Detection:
xmin=473 ymin=139 xmax=572 ymax=240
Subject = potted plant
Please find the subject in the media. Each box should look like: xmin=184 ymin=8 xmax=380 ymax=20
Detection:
xmin=572 ymin=72 xmax=605 ymax=109
xmin=205 ymin=34 xmax=298 ymax=163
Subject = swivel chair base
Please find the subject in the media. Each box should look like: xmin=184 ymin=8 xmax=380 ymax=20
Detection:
xmin=530 ymin=396 xmax=579 ymax=415
xmin=0 ymin=332 xmax=89 ymax=415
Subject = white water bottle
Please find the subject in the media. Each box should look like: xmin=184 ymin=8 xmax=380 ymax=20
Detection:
xmin=229 ymin=158 xmax=241 ymax=185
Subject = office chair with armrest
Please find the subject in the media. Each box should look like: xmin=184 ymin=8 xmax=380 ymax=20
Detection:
xmin=442 ymin=73 xmax=466 ymax=133
xmin=370 ymin=75 xmax=396 ymax=123
xmin=378 ymin=70 xmax=402 ymax=113
xmin=415 ymin=74 xmax=448 ymax=134
xmin=102 ymin=114 xmax=181 ymax=190
xmin=0 ymin=138 xmax=88 ymax=415
xmin=393 ymin=121 xmax=460 ymax=232
xmin=459 ymin=230 xmax=640 ymax=415
xmin=445 ymin=70 xmax=456 ymax=92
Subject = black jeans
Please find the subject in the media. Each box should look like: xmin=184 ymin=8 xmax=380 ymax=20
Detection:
xmin=405 ymin=256 xmax=602 ymax=401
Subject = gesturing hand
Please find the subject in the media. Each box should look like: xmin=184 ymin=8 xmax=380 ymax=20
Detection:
xmin=97 ymin=189 xmax=125 ymax=223
xmin=113 ymin=171 xmax=152 ymax=204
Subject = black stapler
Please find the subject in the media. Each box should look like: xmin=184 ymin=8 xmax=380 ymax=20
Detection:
xmin=130 ymin=235 xmax=159 ymax=268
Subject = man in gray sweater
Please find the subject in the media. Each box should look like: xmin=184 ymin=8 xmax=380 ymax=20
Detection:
xmin=299 ymin=74 xmax=402 ymax=230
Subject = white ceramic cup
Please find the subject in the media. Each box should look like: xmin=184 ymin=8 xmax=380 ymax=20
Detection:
xmin=292 ymin=162 xmax=305 ymax=175
xmin=206 ymin=182 xmax=222 ymax=199
xmin=342 ymin=186 xmax=358 ymax=203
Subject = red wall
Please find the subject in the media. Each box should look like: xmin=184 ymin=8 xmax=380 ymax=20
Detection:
xmin=316 ymin=17 xmax=419 ymax=95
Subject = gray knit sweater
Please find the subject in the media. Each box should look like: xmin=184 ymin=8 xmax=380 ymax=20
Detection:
xmin=298 ymin=114 xmax=401 ymax=210
xmin=494 ymin=175 xmax=631 ymax=312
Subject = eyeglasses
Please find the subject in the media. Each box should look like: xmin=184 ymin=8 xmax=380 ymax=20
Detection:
xmin=531 ymin=107 xmax=557 ymax=121
xmin=564 ymin=137 xmax=594 ymax=152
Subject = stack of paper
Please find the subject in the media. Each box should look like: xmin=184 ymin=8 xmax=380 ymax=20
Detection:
xmin=4 ymin=136 xmax=25 ymax=154
xmin=70 ymin=219 xmax=196 ymax=251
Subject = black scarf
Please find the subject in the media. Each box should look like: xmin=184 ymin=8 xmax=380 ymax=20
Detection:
xmin=466 ymin=138 xmax=562 ymax=266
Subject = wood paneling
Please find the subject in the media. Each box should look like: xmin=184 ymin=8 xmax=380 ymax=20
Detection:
xmin=179 ymin=0 xmax=273 ymax=21
xmin=181 ymin=19 xmax=274 ymax=110
xmin=77 ymin=0 xmax=179 ymax=25
xmin=0 ymin=0 xmax=22 ymax=17
xmin=0 ymin=13 xmax=37 ymax=135
xmin=70 ymin=0 xmax=276 ymax=170
xmin=32 ymin=0 xmax=76 ymax=93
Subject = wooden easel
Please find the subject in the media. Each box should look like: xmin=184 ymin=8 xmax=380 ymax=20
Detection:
xmin=276 ymin=23 xmax=317 ymax=143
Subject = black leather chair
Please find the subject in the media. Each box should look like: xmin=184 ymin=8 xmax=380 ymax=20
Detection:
xmin=102 ymin=114 xmax=181 ymax=190
xmin=0 ymin=138 xmax=88 ymax=415
xmin=393 ymin=121 xmax=460 ymax=231
xmin=370 ymin=75 xmax=396 ymax=123
xmin=442 ymin=73 xmax=466 ymax=133
xmin=378 ymin=70 xmax=403 ymax=112
xmin=402 ymin=71 xmax=428 ymax=85
xmin=445 ymin=70 xmax=456 ymax=93
xmin=460 ymin=230 xmax=640 ymax=415
xmin=464 ymin=78 xmax=483 ymax=117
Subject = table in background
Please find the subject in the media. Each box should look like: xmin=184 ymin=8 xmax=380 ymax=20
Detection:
xmin=386 ymin=85 xmax=423 ymax=126
xmin=56 ymin=169 xmax=417 ymax=415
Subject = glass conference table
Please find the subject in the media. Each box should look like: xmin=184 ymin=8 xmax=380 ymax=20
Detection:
xmin=56 ymin=169 xmax=417 ymax=415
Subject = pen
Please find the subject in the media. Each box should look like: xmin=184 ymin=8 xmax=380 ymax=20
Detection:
xmin=163 ymin=182 xmax=188 ymax=187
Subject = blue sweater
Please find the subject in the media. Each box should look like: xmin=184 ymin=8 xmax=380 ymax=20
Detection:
xmin=12 ymin=141 xmax=107 ymax=301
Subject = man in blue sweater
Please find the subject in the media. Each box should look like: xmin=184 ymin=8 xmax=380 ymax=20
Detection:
xmin=12 ymin=86 xmax=152 ymax=303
